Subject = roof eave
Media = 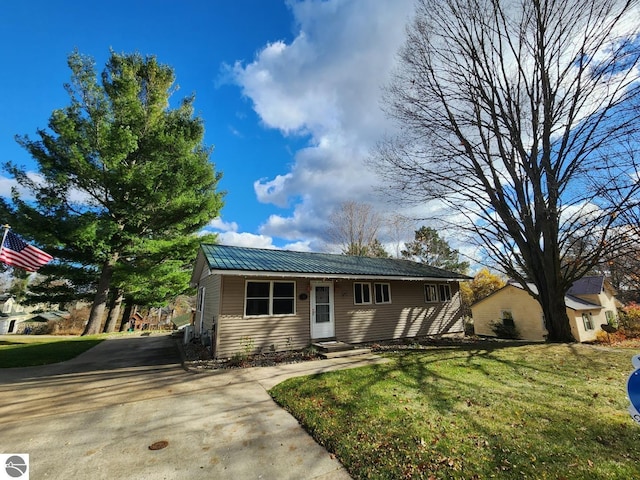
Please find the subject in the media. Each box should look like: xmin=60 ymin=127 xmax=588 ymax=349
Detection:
xmin=190 ymin=250 xmax=211 ymax=288
xmin=566 ymin=304 xmax=604 ymax=311
xmin=207 ymin=269 xmax=465 ymax=282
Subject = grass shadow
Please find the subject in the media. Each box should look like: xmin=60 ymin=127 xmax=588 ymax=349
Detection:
xmin=271 ymin=342 xmax=640 ymax=479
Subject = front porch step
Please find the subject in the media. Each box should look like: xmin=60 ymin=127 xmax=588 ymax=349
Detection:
xmin=320 ymin=347 xmax=372 ymax=359
xmin=312 ymin=340 xmax=371 ymax=359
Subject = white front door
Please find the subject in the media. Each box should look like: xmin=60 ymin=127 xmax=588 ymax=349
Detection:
xmin=311 ymin=282 xmax=335 ymax=339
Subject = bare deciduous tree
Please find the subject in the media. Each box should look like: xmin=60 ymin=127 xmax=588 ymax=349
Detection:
xmin=327 ymin=201 xmax=387 ymax=256
xmin=376 ymin=0 xmax=640 ymax=341
xmin=384 ymin=214 xmax=416 ymax=258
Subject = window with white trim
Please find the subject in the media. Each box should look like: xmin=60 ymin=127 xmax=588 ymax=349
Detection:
xmin=439 ymin=284 xmax=452 ymax=302
xmin=354 ymin=282 xmax=372 ymax=305
xmin=425 ymin=283 xmax=452 ymax=303
xmin=245 ymin=281 xmax=295 ymax=316
xmin=582 ymin=313 xmax=594 ymax=330
xmin=374 ymin=283 xmax=391 ymax=304
xmin=197 ymin=287 xmax=205 ymax=312
xmin=605 ymin=310 xmax=616 ymax=327
xmin=425 ymin=284 xmax=438 ymax=302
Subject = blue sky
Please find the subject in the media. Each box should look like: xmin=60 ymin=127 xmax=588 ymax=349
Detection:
xmin=0 ymin=0 xmax=420 ymax=253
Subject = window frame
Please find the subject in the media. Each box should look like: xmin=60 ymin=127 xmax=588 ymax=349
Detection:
xmin=605 ymin=310 xmax=616 ymax=326
xmin=582 ymin=312 xmax=594 ymax=330
xmin=425 ymin=284 xmax=438 ymax=303
xmin=244 ymin=280 xmax=296 ymax=317
xmin=354 ymin=282 xmax=372 ymax=305
xmin=439 ymin=284 xmax=452 ymax=302
xmin=425 ymin=283 xmax=452 ymax=303
xmin=197 ymin=286 xmax=206 ymax=312
xmin=374 ymin=282 xmax=392 ymax=304
xmin=501 ymin=310 xmax=515 ymax=328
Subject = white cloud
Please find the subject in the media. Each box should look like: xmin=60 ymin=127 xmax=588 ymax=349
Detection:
xmin=208 ymin=217 xmax=239 ymax=233
xmin=0 ymin=172 xmax=90 ymax=206
xmin=232 ymin=0 xmax=417 ymax=247
xmin=215 ymin=231 xmax=277 ymax=249
xmin=206 ymin=217 xmax=276 ymax=248
xmin=282 ymin=240 xmax=313 ymax=252
xmin=0 ymin=175 xmax=19 ymax=199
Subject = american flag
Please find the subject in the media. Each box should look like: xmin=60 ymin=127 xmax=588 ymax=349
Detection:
xmin=0 ymin=230 xmax=53 ymax=272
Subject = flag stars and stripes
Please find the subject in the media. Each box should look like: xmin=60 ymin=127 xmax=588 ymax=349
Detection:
xmin=0 ymin=230 xmax=53 ymax=272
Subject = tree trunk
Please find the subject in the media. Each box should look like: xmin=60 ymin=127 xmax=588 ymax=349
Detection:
xmin=82 ymin=253 xmax=119 ymax=335
xmin=103 ymin=288 xmax=124 ymax=333
xmin=537 ymin=281 xmax=576 ymax=342
xmin=119 ymin=300 xmax=134 ymax=332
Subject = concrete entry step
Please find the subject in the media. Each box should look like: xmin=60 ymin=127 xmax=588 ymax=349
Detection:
xmin=320 ymin=348 xmax=372 ymax=359
xmin=312 ymin=340 xmax=371 ymax=359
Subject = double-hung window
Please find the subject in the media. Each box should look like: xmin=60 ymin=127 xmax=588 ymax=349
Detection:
xmin=196 ymin=287 xmax=205 ymax=313
xmin=354 ymin=282 xmax=372 ymax=305
xmin=425 ymin=283 xmax=452 ymax=303
xmin=439 ymin=284 xmax=452 ymax=302
xmin=425 ymin=284 xmax=438 ymax=302
xmin=582 ymin=313 xmax=594 ymax=330
xmin=374 ymin=283 xmax=391 ymax=304
xmin=245 ymin=281 xmax=295 ymax=316
xmin=605 ymin=310 xmax=616 ymax=327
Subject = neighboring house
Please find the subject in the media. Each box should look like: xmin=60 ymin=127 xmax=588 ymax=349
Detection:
xmin=0 ymin=294 xmax=34 ymax=334
xmin=0 ymin=312 xmax=32 ymax=334
xmin=0 ymin=295 xmax=71 ymax=334
xmin=171 ymin=312 xmax=193 ymax=330
xmin=472 ymin=275 xmax=619 ymax=342
xmin=190 ymin=244 xmax=470 ymax=359
xmin=129 ymin=312 xmax=145 ymax=330
xmin=29 ymin=311 xmax=71 ymax=322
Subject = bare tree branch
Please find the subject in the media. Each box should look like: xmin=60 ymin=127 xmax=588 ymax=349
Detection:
xmin=375 ymin=0 xmax=640 ymax=341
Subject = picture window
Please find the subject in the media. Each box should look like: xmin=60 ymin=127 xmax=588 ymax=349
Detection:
xmin=245 ymin=281 xmax=295 ymax=316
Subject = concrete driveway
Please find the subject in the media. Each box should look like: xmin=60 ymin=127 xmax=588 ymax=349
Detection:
xmin=0 ymin=334 xmax=386 ymax=479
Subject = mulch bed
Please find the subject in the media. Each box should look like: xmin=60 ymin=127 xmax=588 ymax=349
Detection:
xmin=180 ymin=334 xmax=633 ymax=371
xmin=182 ymin=341 xmax=323 ymax=371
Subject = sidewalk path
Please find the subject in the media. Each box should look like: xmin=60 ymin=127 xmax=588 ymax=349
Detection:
xmin=0 ymin=334 xmax=387 ymax=479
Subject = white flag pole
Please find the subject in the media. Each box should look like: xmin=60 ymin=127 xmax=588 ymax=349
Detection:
xmin=0 ymin=224 xmax=10 ymax=257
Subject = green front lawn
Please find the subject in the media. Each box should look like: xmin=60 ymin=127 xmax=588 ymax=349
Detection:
xmin=0 ymin=335 xmax=104 ymax=368
xmin=270 ymin=343 xmax=640 ymax=479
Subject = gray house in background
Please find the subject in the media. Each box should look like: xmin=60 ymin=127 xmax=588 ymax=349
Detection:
xmin=190 ymin=244 xmax=470 ymax=359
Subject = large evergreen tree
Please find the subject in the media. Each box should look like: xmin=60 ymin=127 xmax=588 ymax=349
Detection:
xmin=2 ymin=51 xmax=224 ymax=334
xmin=402 ymin=226 xmax=469 ymax=273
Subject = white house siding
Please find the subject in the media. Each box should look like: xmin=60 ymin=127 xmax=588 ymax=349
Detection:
xmin=215 ymin=276 xmax=311 ymax=359
xmin=333 ymin=280 xmax=463 ymax=344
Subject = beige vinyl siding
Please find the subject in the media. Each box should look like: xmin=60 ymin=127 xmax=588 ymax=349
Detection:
xmin=334 ymin=280 xmax=463 ymax=344
xmin=210 ymin=275 xmax=465 ymax=358
xmin=472 ymin=284 xmax=615 ymax=342
xmin=569 ymin=309 xmax=604 ymax=343
xmin=568 ymin=287 xmax=617 ymax=342
xmin=216 ymin=276 xmax=311 ymax=359
xmin=472 ymin=285 xmax=548 ymax=341
xmin=195 ymin=274 xmax=221 ymax=340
